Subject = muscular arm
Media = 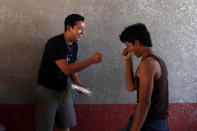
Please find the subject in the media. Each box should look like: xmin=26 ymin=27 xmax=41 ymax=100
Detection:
xmin=55 ymin=52 xmax=101 ymax=75
xmin=69 ymin=72 xmax=84 ymax=86
xmin=130 ymin=59 xmax=157 ymax=131
xmin=56 ymin=58 xmax=93 ymax=75
xmin=122 ymin=48 xmax=137 ymax=91
xmin=125 ymin=56 xmax=137 ymax=91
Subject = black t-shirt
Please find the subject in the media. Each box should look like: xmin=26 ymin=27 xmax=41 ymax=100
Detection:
xmin=37 ymin=34 xmax=78 ymax=91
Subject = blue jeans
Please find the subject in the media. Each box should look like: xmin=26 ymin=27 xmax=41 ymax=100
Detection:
xmin=121 ymin=114 xmax=169 ymax=131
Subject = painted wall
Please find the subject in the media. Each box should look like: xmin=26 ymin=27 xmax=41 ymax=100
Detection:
xmin=0 ymin=0 xmax=197 ymax=104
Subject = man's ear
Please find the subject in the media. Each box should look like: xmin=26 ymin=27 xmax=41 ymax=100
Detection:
xmin=67 ymin=25 xmax=72 ymax=32
xmin=134 ymin=40 xmax=141 ymax=46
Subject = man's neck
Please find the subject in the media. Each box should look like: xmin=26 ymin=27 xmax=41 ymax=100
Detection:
xmin=141 ymin=47 xmax=155 ymax=58
xmin=64 ymin=32 xmax=73 ymax=45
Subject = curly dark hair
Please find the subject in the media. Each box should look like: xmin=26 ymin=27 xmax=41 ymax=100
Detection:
xmin=119 ymin=23 xmax=152 ymax=47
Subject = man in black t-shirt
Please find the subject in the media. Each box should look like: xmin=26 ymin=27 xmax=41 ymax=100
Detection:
xmin=35 ymin=14 xmax=102 ymax=131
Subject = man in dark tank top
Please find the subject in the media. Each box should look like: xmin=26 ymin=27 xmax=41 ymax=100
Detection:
xmin=120 ymin=23 xmax=169 ymax=131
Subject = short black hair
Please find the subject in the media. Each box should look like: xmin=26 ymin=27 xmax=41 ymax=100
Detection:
xmin=119 ymin=23 xmax=152 ymax=47
xmin=64 ymin=14 xmax=85 ymax=32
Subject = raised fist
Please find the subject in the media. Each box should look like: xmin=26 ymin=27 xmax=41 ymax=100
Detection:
xmin=91 ymin=52 xmax=102 ymax=63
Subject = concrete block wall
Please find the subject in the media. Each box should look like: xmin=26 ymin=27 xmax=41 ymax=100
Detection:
xmin=0 ymin=0 xmax=197 ymax=130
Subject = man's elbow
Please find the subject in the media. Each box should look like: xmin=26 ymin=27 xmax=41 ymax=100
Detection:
xmin=63 ymin=68 xmax=72 ymax=75
xmin=139 ymin=100 xmax=151 ymax=108
xmin=128 ymin=88 xmax=135 ymax=92
xmin=127 ymin=85 xmax=136 ymax=92
xmin=64 ymin=71 xmax=70 ymax=75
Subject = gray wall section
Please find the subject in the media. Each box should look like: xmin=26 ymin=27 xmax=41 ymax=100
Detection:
xmin=0 ymin=0 xmax=197 ymax=104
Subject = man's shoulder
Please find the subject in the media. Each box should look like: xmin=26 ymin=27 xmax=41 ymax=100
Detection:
xmin=141 ymin=57 xmax=156 ymax=65
xmin=139 ymin=57 xmax=159 ymax=73
xmin=48 ymin=34 xmax=64 ymax=42
xmin=141 ymin=55 xmax=161 ymax=65
xmin=46 ymin=34 xmax=64 ymax=47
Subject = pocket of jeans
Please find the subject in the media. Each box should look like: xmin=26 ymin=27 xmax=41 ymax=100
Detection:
xmin=148 ymin=120 xmax=169 ymax=130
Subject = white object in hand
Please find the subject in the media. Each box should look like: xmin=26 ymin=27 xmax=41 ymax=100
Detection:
xmin=71 ymin=84 xmax=93 ymax=96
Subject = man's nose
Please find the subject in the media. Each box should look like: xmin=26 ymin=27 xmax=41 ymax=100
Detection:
xmin=81 ymin=28 xmax=85 ymax=34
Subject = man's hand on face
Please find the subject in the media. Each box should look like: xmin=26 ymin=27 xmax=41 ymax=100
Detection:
xmin=122 ymin=48 xmax=131 ymax=60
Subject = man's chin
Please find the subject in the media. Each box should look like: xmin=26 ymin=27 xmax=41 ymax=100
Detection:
xmin=73 ymin=38 xmax=80 ymax=42
xmin=76 ymin=38 xmax=81 ymax=41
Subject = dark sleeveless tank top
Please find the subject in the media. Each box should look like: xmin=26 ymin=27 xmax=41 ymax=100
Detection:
xmin=136 ymin=54 xmax=169 ymax=120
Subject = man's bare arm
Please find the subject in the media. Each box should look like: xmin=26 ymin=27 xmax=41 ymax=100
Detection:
xmin=55 ymin=52 xmax=101 ymax=75
xmin=69 ymin=72 xmax=84 ymax=86
xmin=130 ymin=59 xmax=157 ymax=131
xmin=69 ymin=72 xmax=90 ymax=94
xmin=122 ymin=48 xmax=137 ymax=91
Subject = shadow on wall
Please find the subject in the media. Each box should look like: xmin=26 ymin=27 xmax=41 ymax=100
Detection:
xmin=0 ymin=14 xmax=50 ymax=103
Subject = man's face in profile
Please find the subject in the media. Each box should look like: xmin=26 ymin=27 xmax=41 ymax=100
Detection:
xmin=70 ymin=21 xmax=86 ymax=42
